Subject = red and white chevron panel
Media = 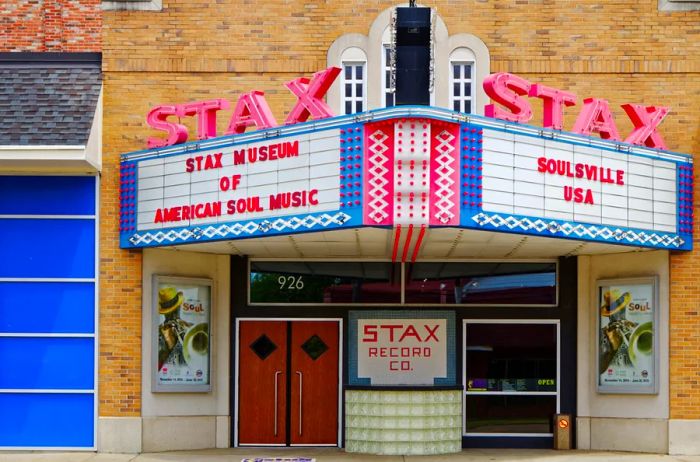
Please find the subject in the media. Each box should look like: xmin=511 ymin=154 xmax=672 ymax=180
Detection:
xmin=363 ymin=122 xmax=394 ymax=226
xmin=363 ymin=119 xmax=460 ymax=228
xmin=430 ymin=122 xmax=460 ymax=226
xmin=394 ymin=120 xmax=431 ymax=226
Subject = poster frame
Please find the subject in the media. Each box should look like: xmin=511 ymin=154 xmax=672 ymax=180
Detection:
xmin=152 ymin=275 xmax=214 ymax=393
xmin=595 ymin=276 xmax=659 ymax=395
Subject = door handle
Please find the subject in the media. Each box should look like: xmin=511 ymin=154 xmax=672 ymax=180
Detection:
xmin=296 ymin=370 xmax=303 ymax=436
xmin=274 ymin=370 xmax=282 ymax=436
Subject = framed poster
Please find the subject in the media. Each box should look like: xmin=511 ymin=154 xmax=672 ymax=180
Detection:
xmin=596 ymin=277 xmax=658 ymax=394
xmin=153 ymin=275 xmax=213 ymax=392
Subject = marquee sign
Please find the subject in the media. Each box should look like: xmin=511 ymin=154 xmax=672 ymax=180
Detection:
xmin=120 ymin=107 xmax=693 ymax=251
xmin=477 ymin=127 xmax=684 ymax=247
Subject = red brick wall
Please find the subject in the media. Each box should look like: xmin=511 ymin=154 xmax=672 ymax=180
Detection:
xmin=0 ymin=0 xmax=101 ymax=52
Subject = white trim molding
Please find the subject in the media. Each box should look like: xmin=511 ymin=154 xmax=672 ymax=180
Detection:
xmin=659 ymin=0 xmax=700 ymax=11
xmin=102 ymin=0 xmax=162 ymax=11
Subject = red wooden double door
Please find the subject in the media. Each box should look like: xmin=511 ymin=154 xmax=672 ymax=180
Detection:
xmin=238 ymin=320 xmax=339 ymax=446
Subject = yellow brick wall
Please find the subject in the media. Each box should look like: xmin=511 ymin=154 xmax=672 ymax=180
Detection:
xmin=101 ymin=0 xmax=700 ymax=417
xmin=99 ymin=137 xmax=143 ymax=416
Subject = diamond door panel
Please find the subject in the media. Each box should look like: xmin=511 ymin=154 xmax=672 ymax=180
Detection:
xmin=290 ymin=321 xmax=339 ymax=445
xmin=238 ymin=321 xmax=287 ymax=445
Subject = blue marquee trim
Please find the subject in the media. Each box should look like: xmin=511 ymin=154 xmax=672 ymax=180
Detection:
xmin=120 ymin=209 xmax=362 ymax=249
xmin=466 ymin=210 xmax=689 ymax=251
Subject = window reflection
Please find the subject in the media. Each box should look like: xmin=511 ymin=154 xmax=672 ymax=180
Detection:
xmin=250 ymin=262 xmax=400 ymax=304
xmin=466 ymin=395 xmax=555 ymax=434
xmin=406 ymin=262 xmax=556 ymax=305
xmin=466 ymin=323 xmax=557 ymax=392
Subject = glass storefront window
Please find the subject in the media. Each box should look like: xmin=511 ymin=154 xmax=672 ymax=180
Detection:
xmin=465 ymin=395 xmax=556 ymax=434
xmin=249 ymin=262 xmax=400 ymax=304
xmin=250 ymin=261 xmax=557 ymax=306
xmin=464 ymin=322 xmax=558 ymax=435
xmin=406 ymin=262 xmax=556 ymax=305
xmin=466 ymin=323 xmax=557 ymax=392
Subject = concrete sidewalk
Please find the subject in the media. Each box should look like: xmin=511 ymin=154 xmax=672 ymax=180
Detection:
xmin=2 ymin=449 xmax=700 ymax=462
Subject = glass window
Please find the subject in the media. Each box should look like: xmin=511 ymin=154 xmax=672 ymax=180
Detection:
xmin=464 ymin=322 xmax=558 ymax=435
xmin=466 ymin=323 xmax=557 ymax=392
xmin=342 ymin=62 xmax=366 ymax=115
xmin=250 ymin=261 xmax=400 ymax=304
xmin=405 ymin=262 xmax=557 ymax=305
xmin=465 ymin=395 xmax=555 ymax=434
xmin=382 ymin=44 xmax=395 ymax=108
xmin=450 ymin=61 xmax=473 ymax=114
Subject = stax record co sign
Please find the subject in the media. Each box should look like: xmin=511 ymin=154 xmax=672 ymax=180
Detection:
xmin=357 ymin=320 xmax=447 ymax=386
xmin=118 ymin=67 xmax=693 ymax=252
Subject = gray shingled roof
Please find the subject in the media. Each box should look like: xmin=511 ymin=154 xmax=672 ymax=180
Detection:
xmin=0 ymin=64 xmax=101 ymax=146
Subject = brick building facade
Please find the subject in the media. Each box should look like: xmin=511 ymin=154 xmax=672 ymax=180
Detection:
xmin=1 ymin=0 xmax=101 ymax=52
xmin=2 ymin=0 xmax=700 ymax=455
xmin=99 ymin=0 xmax=700 ymax=453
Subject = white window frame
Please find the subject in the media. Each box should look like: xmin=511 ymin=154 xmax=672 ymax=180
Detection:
xmin=449 ymin=61 xmax=474 ymax=114
xmin=381 ymin=43 xmax=395 ymax=108
xmin=462 ymin=319 xmax=560 ymax=438
xmin=341 ymin=61 xmax=366 ymax=115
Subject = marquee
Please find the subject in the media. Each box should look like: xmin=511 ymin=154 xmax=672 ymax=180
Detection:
xmin=120 ymin=106 xmax=693 ymax=253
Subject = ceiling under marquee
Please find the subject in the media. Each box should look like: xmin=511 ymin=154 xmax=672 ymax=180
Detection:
xmin=168 ymin=227 xmax=647 ymax=259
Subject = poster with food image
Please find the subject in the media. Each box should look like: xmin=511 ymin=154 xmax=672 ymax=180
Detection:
xmin=154 ymin=276 xmax=212 ymax=392
xmin=597 ymin=277 xmax=657 ymax=393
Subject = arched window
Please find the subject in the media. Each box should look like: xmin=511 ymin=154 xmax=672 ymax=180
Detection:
xmin=443 ymin=35 xmax=490 ymax=115
xmin=449 ymin=47 xmax=476 ymax=114
xmin=340 ymin=47 xmax=367 ymax=115
xmin=381 ymin=27 xmax=395 ymax=108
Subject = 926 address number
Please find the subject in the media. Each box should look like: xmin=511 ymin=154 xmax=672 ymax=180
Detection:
xmin=278 ymin=275 xmax=304 ymax=290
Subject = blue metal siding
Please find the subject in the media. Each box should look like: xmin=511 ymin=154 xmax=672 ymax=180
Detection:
xmin=0 ymin=175 xmax=96 ymax=449
xmin=0 ymin=337 xmax=94 ymax=390
xmin=0 ymin=282 xmax=95 ymax=333
xmin=0 ymin=393 xmax=94 ymax=448
xmin=0 ymin=176 xmax=95 ymax=215
xmin=0 ymin=219 xmax=95 ymax=278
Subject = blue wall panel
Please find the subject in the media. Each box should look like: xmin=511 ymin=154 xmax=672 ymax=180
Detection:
xmin=0 ymin=282 xmax=94 ymax=333
xmin=0 ymin=176 xmax=95 ymax=215
xmin=0 ymin=393 xmax=93 ymax=447
xmin=0 ymin=176 xmax=96 ymax=448
xmin=0 ymin=337 xmax=94 ymax=390
xmin=0 ymin=219 xmax=95 ymax=278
